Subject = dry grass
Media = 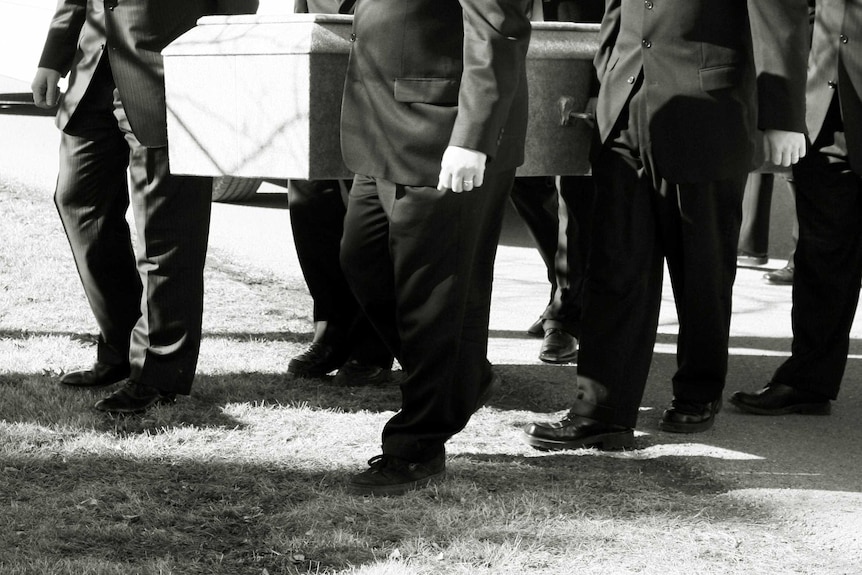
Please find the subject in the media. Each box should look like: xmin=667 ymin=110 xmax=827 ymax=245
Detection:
xmin=0 ymin=175 xmax=857 ymax=575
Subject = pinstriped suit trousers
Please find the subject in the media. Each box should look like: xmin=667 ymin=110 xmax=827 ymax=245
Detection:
xmin=55 ymin=60 xmax=212 ymax=395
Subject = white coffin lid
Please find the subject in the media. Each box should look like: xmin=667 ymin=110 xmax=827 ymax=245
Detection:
xmin=163 ymin=14 xmax=598 ymax=58
xmin=163 ymin=15 xmax=353 ymax=57
xmin=163 ymin=15 xmax=600 ymax=179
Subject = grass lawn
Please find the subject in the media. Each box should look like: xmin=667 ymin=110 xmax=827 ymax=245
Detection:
xmin=0 ymin=175 xmax=856 ymax=575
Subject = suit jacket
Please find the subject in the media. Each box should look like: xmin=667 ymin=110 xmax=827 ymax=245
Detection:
xmin=340 ymin=0 xmax=532 ymax=186
xmin=296 ymin=0 xmax=354 ymax=13
xmin=38 ymin=0 xmax=258 ymax=147
xmin=594 ymin=0 xmax=811 ymax=183
xmin=806 ymin=0 xmax=862 ymax=175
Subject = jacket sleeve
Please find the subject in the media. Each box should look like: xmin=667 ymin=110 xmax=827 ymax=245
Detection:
xmin=37 ymin=0 xmax=87 ymax=75
xmin=593 ymin=0 xmax=618 ymax=81
xmin=448 ymin=0 xmax=533 ymax=158
xmin=748 ymin=0 xmax=810 ymax=133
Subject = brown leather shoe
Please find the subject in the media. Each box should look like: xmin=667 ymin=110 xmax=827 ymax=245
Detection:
xmin=94 ymin=380 xmax=176 ymax=414
xmin=523 ymin=413 xmax=634 ymax=451
xmin=729 ymin=383 xmax=830 ymax=415
xmin=539 ymin=328 xmax=578 ymax=364
xmin=60 ymin=362 xmax=130 ymax=388
xmin=659 ymin=397 xmax=722 ymax=433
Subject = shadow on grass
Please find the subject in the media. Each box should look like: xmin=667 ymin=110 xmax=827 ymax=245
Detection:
xmin=0 ymin=372 xmax=248 ymax=434
xmin=0 ymin=329 xmax=100 ymax=343
xmin=0 ymin=328 xmax=314 ymax=345
xmin=0 ymin=448 xmax=758 ymax=575
xmin=2 ymin=329 xmax=860 ymax=502
xmin=2 ymin=362 xmax=859 ymax=573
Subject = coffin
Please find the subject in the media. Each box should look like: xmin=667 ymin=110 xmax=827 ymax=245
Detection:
xmin=163 ymin=14 xmax=599 ymax=179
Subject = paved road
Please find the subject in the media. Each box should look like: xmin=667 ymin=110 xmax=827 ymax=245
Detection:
xmin=1 ymin=89 xmax=859 ymax=554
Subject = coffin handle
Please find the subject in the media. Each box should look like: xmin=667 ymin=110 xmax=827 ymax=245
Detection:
xmin=558 ymin=95 xmax=595 ymax=127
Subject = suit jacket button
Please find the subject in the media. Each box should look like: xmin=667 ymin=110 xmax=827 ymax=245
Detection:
xmin=642 ymin=39 xmax=652 ymax=48
xmin=350 ymin=33 xmax=356 ymax=42
xmin=840 ymin=34 xmax=848 ymax=44
xmin=828 ymin=80 xmax=837 ymax=89
xmin=627 ymin=75 xmax=635 ymax=84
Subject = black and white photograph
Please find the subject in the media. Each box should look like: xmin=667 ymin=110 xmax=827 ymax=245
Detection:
xmin=0 ymin=1 xmax=859 ymax=573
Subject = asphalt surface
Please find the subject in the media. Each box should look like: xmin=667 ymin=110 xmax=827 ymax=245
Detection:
xmin=1 ymin=76 xmax=859 ymax=553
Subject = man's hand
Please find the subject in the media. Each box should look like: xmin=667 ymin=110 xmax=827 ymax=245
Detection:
xmin=31 ymin=68 xmax=62 ymax=109
xmin=437 ymin=146 xmax=487 ymax=193
xmin=762 ymin=129 xmax=806 ymax=167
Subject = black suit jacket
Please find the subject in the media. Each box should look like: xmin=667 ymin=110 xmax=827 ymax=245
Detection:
xmin=340 ymin=0 xmax=532 ymax=186
xmin=806 ymin=0 xmax=862 ymax=175
xmin=38 ymin=0 xmax=258 ymax=147
xmin=595 ymin=0 xmax=811 ymax=183
xmin=296 ymin=0 xmax=354 ymax=13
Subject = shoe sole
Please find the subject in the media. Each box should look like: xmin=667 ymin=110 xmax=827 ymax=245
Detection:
xmin=348 ymin=470 xmax=446 ymax=496
xmin=332 ymin=370 xmax=392 ymax=387
xmin=60 ymin=377 xmax=126 ymax=388
xmin=737 ymin=256 xmax=768 ymax=266
xmin=524 ymin=429 xmax=634 ymax=451
xmin=728 ymin=397 xmax=831 ymax=416
xmin=658 ymin=418 xmax=715 ymax=433
xmin=287 ymin=363 xmax=342 ymax=378
xmin=538 ymin=351 xmax=578 ymax=364
xmin=94 ymin=395 xmax=176 ymax=415
xmin=59 ymin=371 xmax=130 ymax=388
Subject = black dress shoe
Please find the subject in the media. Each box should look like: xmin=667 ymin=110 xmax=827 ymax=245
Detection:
xmin=523 ymin=413 xmax=634 ymax=451
xmin=94 ymin=380 xmax=176 ymax=414
xmin=737 ymin=251 xmax=768 ymax=267
xmin=288 ymin=342 xmax=346 ymax=378
xmin=659 ymin=397 xmax=722 ymax=433
xmin=60 ymin=362 xmax=130 ymax=388
xmin=527 ymin=317 xmax=544 ymax=338
xmin=332 ymin=360 xmax=391 ymax=387
xmin=763 ymin=265 xmax=794 ymax=285
xmin=729 ymin=383 xmax=831 ymax=415
xmin=539 ymin=328 xmax=578 ymax=364
xmin=349 ymin=452 xmax=446 ymax=496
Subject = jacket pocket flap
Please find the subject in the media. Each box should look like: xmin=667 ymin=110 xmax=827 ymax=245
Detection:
xmin=394 ymin=78 xmax=460 ymax=104
xmin=699 ymin=65 xmax=741 ymax=92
